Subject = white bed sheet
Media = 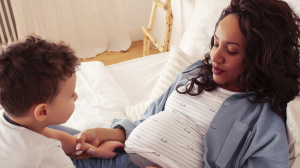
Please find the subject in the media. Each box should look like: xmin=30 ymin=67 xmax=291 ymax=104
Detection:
xmin=63 ymin=52 xmax=169 ymax=131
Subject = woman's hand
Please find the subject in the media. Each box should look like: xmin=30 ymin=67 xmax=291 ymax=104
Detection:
xmin=70 ymin=140 xmax=125 ymax=159
xmin=76 ymin=128 xmax=102 ymax=147
xmin=92 ymin=141 xmax=125 ymax=159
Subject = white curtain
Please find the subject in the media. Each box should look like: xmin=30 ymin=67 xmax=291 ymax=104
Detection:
xmin=10 ymin=0 xmax=131 ymax=59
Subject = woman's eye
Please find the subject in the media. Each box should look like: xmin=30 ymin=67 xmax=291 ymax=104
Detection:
xmin=228 ymin=50 xmax=238 ymax=55
xmin=213 ymin=44 xmax=219 ymax=47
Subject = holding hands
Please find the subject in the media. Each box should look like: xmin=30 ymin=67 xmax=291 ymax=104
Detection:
xmin=70 ymin=128 xmax=126 ymax=159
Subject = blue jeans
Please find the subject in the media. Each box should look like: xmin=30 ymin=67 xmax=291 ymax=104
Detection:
xmin=49 ymin=125 xmax=139 ymax=168
xmin=71 ymin=149 xmax=139 ymax=168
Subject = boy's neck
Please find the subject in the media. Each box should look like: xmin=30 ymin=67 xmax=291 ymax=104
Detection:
xmin=5 ymin=112 xmax=46 ymax=134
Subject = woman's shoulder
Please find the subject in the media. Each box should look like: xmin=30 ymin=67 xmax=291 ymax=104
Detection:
xmin=182 ymin=60 xmax=203 ymax=73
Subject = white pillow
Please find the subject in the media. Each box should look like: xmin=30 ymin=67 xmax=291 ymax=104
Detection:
xmin=179 ymin=0 xmax=300 ymax=59
xmin=63 ymin=61 xmax=129 ymax=130
xmin=278 ymin=1 xmax=300 ymax=168
xmin=124 ymin=47 xmax=195 ymax=121
xmin=179 ymin=0 xmax=230 ymax=60
xmin=285 ymin=0 xmax=300 ymax=16
xmin=287 ymin=96 xmax=300 ymax=168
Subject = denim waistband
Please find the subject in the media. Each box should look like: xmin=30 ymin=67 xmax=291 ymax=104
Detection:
xmin=129 ymin=153 xmax=161 ymax=168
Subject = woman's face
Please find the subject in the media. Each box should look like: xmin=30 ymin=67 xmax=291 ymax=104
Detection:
xmin=210 ymin=14 xmax=247 ymax=92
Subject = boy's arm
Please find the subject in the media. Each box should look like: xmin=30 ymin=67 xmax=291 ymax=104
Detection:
xmin=43 ymin=127 xmax=94 ymax=154
xmin=43 ymin=128 xmax=124 ymax=159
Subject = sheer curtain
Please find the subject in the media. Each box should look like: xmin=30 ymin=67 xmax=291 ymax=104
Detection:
xmin=10 ymin=0 xmax=131 ymax=59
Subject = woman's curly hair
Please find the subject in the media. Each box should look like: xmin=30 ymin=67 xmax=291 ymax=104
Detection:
xmin=177 ymin=0 xmax=300 ymax=120
xmin=0 ymin=35 xmax=80 ymax=117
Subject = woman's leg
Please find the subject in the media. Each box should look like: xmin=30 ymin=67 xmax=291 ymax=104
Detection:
xmin=72 ymin=149 xmax=139 ymax=168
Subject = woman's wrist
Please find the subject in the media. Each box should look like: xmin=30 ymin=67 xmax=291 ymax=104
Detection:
xmin=95 ymin=128 xmax=126 ymax=144
xmin=114 ymin=128 xmax=126 ymax=143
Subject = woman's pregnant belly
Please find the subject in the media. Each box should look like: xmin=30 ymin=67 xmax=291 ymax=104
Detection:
xmin=125 ymin=111 xmax=205 ymax=168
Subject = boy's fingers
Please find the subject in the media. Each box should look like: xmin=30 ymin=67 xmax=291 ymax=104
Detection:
xmin=67 ymin=151 xmax=83 ymax=158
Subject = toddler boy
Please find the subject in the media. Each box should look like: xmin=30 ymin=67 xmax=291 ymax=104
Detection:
xmin=0 ymin=35 xmax=124 ymax=167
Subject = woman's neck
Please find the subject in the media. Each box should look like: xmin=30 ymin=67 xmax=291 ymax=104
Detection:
xmin=218 ymin=84 xmax=242 ymax=93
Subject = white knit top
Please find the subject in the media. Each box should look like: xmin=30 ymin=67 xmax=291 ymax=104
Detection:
xmin=125 ymin=86 xmax=234 ymax=168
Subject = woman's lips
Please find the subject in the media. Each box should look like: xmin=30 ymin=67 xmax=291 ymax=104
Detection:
xmin=213 ymin=67 xmax=225 ymax=75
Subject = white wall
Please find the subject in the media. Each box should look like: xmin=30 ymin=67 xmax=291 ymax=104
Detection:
xmin=123 ymin=0 xmax=153 ymax=42
xmin=123 ymin=0 xmax=196 ymax=46
xmin=170 ymin=0 xmax=195 ymax=47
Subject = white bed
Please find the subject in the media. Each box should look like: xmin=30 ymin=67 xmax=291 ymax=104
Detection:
xmin=62 ymin=0 xmax=300 ymax=167
xmin=64 ymin=52 xmax=169 ymax=130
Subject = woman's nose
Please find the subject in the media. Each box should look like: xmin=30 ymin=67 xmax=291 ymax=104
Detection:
xmin=211 ymin=48 xmax=225 ymax=64
xmin=74 ymin=92 xmax=78 ymax=101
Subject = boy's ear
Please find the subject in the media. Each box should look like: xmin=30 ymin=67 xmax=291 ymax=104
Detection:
xmin=33 ymin=104 xmax=48 ymax=121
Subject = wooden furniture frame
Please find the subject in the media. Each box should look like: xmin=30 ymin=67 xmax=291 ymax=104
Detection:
xmin=0 ymin=0 xmax=18 ymax=44
xmin=142 ymin=0 xmax=173 ymax=56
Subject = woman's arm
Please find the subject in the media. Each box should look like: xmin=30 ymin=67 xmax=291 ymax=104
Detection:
xmin=76 ymin=127 xmax=126 ymax=145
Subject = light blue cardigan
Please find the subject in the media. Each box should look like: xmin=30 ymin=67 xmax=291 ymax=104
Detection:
xmin=113 ymin=60 xmax=289 ymax=168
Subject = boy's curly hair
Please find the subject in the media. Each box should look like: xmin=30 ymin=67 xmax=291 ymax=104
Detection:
xmin=0 ymin=35 xmax=80 ymax=117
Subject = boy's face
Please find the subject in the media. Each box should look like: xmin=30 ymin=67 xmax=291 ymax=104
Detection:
xmin=46 ymin=73 xmax=78 ymax=125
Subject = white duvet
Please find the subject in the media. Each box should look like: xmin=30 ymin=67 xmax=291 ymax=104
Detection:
xmin=63 ymin=61 xmax=129 ymax=130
